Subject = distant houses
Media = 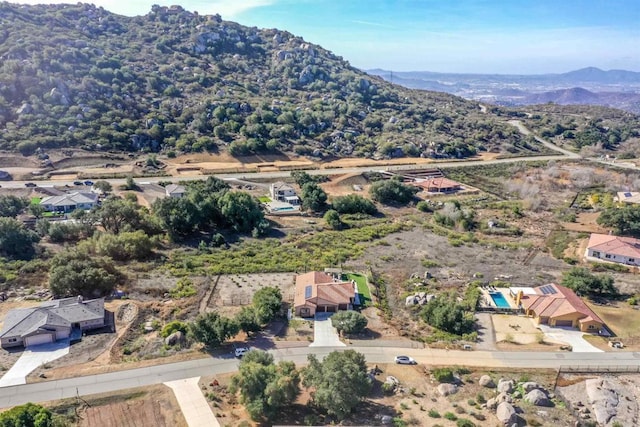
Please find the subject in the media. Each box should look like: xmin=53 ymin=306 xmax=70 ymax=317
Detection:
xmin=269 ymin=182 xmax=300 ymax=205
xmin=293 ymin=271 xmax=357 ymax=317
xmin=412 ymin=177 xmax=462 ymax=193
xmin=165 ymin=184 xmax=186 ymax=198
xmin=39 ymin=192 xmax=98 ymax=213
xmin=585 ymin=233 xmax=640 ymax=266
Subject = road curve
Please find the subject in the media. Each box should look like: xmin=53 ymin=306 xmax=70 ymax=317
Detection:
xmin=0 ymin=346 xmax=638 ymax=408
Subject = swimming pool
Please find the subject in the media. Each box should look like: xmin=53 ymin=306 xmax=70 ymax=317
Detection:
xmin=490 ymin=291 xmax=511 ymax=309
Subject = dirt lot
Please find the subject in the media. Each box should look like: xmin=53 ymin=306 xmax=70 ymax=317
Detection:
xmin=198 ymin=364 xmax=573 ymax=426
xmin=49 ymin=385 xmax=186 ymax=427
xmin=492 ymin=314 xmax=567 ymax=351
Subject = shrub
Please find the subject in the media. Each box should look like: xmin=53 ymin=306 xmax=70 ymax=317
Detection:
xmin=456 ymin=419 xmax=476 ymax=427
xmin=428 ymin=409 xmax=441 ymax=418
xmin=443 ymin=412 xmax=457 ymax=421
xmin=161 ymin=321 xmax=188 ymax=338
xmin=170 ymin=278 xmax=197 ymax=299
xmin=432 ymin=368 xmax=454 ymax=383
xmin=416 ymin=201 xmax=431 ymax=212
xmin=332 ymin=194 xmax=377 ymax=215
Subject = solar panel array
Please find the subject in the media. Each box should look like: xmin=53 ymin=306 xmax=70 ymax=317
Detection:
xmin=625 ymin=192 xmax=633 ymax=198
xmin=539 ymin=284 xmax=557 ymax=295
xmin=305 ymin=285 xmax=313 ymax=299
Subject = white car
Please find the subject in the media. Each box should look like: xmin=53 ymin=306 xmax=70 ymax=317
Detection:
xmin=234 ymin=347 xmax=250 ymax=358
xmin=394 ymin=355 xmax=416 ymax=365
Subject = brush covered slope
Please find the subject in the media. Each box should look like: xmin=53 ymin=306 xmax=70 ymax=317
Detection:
xmin=1 ymin=2 xmax=539 ymax=159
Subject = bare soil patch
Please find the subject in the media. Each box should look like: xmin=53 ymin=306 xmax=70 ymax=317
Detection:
xmin=211 ymin=273 xmax=296 ymax=316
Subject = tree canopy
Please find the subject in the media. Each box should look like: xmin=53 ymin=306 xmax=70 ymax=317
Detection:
xmin=301 ymin=182 xmax=327 ymax=212
xmin=189 ymin=311 xmax=239 ymax=348
xmin=0 ymin=195 xmax=28 ymax=218
xmin=0 ymin=403 xmax=54 ymax=427
xmin=597 ymin=204 xmax=640 ymax=236
xmin=420 ymin=293 xmax=475 ymax=336
xmin=48 ymin=248 xmax=120 ymax=297
xmin=252 ymin=287 xmax=282 ymax=325
xmin=561 ymin=267 xmax=618 ymax=297
xmin=0 ymin=217 xmax=40 ymax=260
xmin=303 ymin=350 xmax=372 ymax=420
xmin=230 ymin=350 xmax=300 ymax=422
xmin=331 ymin=310 xmax=368 ymax=335
xmin=331 ymin=194 xmax=377 ymax=215
xmin=369 ymin=178 xmax=418 ymax=205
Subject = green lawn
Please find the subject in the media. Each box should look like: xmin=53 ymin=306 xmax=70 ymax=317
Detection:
xmin=258 ymin=196 xmax=271 ymax=203
xmin=30 ymin=197 xmax=41 ymax=204
xmin=345 ymin=272 xmax=372 ymax=307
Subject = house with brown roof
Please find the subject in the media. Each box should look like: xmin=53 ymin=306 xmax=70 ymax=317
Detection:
xmin=585 ymin=233 xmax=640 ymax=266
xmin=412 ymin=177 xmax=461 ymax=193
xmin=294 ymin=271 xmax=357 ymax=317
xmin=518 ymin=284 xmax=604 ymax=333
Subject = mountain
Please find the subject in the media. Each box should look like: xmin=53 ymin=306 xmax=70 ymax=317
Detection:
xmin=367 ymin=68 xmax=640 ymax=114
xmin=0 ymin=2 xmax=534 ymax=160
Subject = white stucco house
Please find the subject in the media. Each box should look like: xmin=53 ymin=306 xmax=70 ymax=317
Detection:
xmin=39 ymin=192 xmax=98 ymax=213
xmin=0 ymin=297 xmax=106 ymax=348
xmin=269 ymin=182 xmax=299 ymax=205
xmin=585 ymin=233 xmax=640 ymax=266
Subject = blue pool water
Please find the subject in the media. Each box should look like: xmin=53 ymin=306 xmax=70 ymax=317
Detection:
xmin=490 ymin=292 xmax=511 ymax=308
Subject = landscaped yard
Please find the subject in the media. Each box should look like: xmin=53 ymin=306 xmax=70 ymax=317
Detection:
xmin=345 ymin=272 xmax=371 ymax=306
xmin=585 ymin=301 xmax=640 ymax=341
xmin=258 ymin=196 xmax=271 ymax=203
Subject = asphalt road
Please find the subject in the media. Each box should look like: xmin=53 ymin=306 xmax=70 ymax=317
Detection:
xmin=0 ymin=346 xmax=638 ymax=408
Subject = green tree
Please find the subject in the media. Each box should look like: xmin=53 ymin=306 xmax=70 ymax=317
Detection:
xmin=301 ymin=182 xmax=327 ymax=212
xmin=0 ymin=195 xmax=29 ymax=217
xmin=0 ymin=402 xmax=53 ymax=427
xmin=252 ymin=287 xmax=282 ymax=324
xmin=218 ymin=191 xmax=268 ymax=235
xmin=420 ymin=293 xmax=475 ymax=335
xmin=324 ymin=209 xmax=343 ymax=230
xmin=331 ymin=311 xmax=368 ymax=335
xmin=48 ymin=248 xmax=119 ymax=297
xmin=94 ymin=197 xmax=144 ymax=234
xmin=332 ymin=194 xmax=377 ymax=215
xmin=152 ymin=196 xmax=201 ymax=240
xmin=597 ymin=204 xmax=640 ymax=236
xmin=0 ymin=217 xmax=39 ymax=260
xmin=561 ymin=267 xmax=618 ymax=297
xmin=303 ymin=350 xmax=372 ymax=420
xmin=236 ymin=306 xmax=261 ymax=336
xmin=230 ymin=350 xmax=300 ymax=422
xmin=122 ymin=175 xmax=138 ymax=191
xmin=291 ymin=171 xmax=315 ymax=187
xmin=93 ymin=180 xmax=113 ymax=194
xmin=28 ymin=203 xmax=45 ymax=218
xmin=94 ymin=230 xmax=153 ymax=261
xmin=369 ymin=178 xmax=418 ymax=205
xmin=189 ymin=312 xmax=239 ymax=348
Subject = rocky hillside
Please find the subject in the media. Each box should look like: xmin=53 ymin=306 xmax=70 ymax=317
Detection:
xmin=0 ymin=2 xmax=534 ymax=159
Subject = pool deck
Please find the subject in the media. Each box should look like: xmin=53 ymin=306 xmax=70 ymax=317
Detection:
xmin=479 ymin=287 xmax=518 ymax=309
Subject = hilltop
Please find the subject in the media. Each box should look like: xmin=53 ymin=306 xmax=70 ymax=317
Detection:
xmin=0 ymin=2 xmax=534 ymax=160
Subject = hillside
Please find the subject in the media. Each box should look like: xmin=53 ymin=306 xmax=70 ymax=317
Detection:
xmin=0 ymin=2 xmax=535 ymax=160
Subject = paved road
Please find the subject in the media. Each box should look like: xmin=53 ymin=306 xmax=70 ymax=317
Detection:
xmin=0 ymin=346 xmax=639 ymax=408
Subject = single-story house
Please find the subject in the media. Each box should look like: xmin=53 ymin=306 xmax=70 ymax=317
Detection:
xmin=39 ymin=192 xmax=98 ymax=213
xmin=518 ymin=283 xmax=604 ymax=333
xmin=412 ymin=177 xmax=462 ymax=193
xmin=616 ymin=191 xmax=640 ymax=204
xmin=165 ymin=184 xmax=186 ymax=198
xmin=294 ymin=271 xmax=357 ymax=317
xmin=0 ymin=297 xmax=105 ymax=348
xmin=585 ymin=233 xmax=640 ymax=266
xmin=269 ymin=182 xmax=299 ymax=205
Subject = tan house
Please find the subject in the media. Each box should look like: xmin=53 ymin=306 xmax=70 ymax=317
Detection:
xmin=616 ymin=191 xmax=640 ymax=204
xmin=412 ymin=177 xmax=461 ymax=193
xmin=585 ymin=233 xmax=640 ymax=266
xmin=519 ymin=284 xmax=604 ymax=333
xmin=294 ymin=271 xmax=356 ymax=317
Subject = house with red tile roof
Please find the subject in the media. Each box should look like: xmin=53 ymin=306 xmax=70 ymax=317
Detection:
xmin=585 ymin=233 xmax=640 ymax=266
xmin=412 ymin=177 xmax=461 ymax=193
xmin=294 ymin=271 xmax=356 ymax=317
xmin=519 ymin=283 xmax=604 ymax=333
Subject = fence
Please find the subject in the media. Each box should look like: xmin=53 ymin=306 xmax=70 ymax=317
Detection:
xmin=558 ymin=365 xmax=640 ymax=374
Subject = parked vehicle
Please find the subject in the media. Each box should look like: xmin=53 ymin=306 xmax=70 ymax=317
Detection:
xmin=234 ymin=347 xmax=250 ymax=358
xmin=394 ymin=355 xmax=416 ymax=365
xmin=84 ymin=180 xmax=94 ymax=186
xmin=73 ymin=181 xmax=83 ymax=185
xmin=24 ymin=182 xmax=37 ymax=187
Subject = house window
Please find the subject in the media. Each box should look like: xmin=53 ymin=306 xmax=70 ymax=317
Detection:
xmin=630 ymin=259 xmax=635 ymax=263
xmin=592 ymin=251 xmax=600 ymax=258
xmin=8 ymin=338 xmax=17 ymax=342
xmin=588 ymin=325 xmax=596 ymax=330
xmin=605 ymin=254 xmax=611 ymax=259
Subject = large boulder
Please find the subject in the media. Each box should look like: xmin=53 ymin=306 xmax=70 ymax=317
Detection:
xmin=524 ymin=389 xmax=551 ymax=407
xmin=585 ymin=378 xmax=619 ymax=425
xmin=522 ymin=381 xmax=543 ymax=393
xmin=479 ymin=375 xmax=496 ymax=388
xmin=164 ymin=331 xmax=185 ymax=346
xmin=498 ymin=379 xmax=514 ymax=394
xmin=437 ymin=383 xmax=458 ymax=396
xmin=487 ymin=392 xmax=511 ymax=410
xmin=496 ymin=402 xmax=518 ymax=426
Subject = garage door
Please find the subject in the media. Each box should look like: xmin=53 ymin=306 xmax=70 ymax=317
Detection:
xmin=25 ymin=334 xmax=54 ymax=347
xmin=554 ymin=320 xmax=573 ymax=327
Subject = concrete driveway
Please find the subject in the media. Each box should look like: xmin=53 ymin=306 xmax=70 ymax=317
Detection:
xmin=538 ymin=325 xmax=603 ymax=353
xmin=165 ymin=377 xmax=219 ymax=427
xmin=0 ymin=339 xmax=70 ymax=387
xmin=309 ymin=313 xmax=345 ymax=347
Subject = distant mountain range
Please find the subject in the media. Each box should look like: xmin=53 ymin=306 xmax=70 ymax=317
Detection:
xmin=366 ymin=67 xmax=640 ymax=114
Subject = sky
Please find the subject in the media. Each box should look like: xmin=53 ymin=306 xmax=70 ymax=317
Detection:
xmin=11 ymin=0 xmax=640 ymax=74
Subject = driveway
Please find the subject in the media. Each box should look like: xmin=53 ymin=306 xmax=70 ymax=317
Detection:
xmin=538 ymin=325 xmax=603 ymax=353
xmin=474 ymin=313 xmax=497 ymax=351
xmin=310 ymin=313 xmax=345 ymax=347
xmin=0 ymin=339 xmax=70 ymax=387
xmin=165 ymin=377 xmax=219 ymax=427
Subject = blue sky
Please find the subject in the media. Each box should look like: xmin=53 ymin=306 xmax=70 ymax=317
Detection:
xmin=13 ymin=0 xmax=640 ymax=73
